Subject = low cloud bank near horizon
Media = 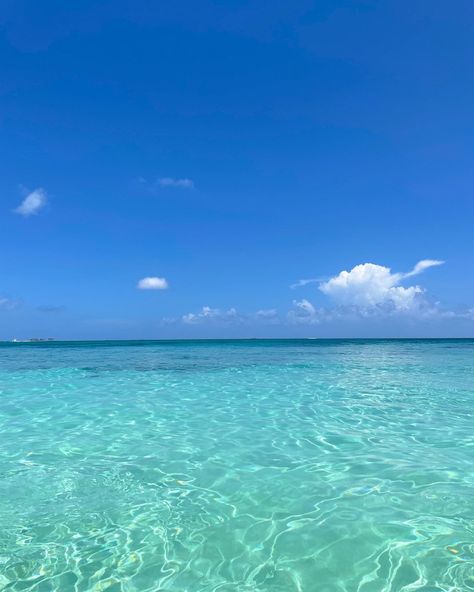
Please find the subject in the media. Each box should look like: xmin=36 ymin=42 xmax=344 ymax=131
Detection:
xmin=174 ymin=259 xmax=473 ymax=328
xmin=3 ymin=259 xmax=473 ymax=336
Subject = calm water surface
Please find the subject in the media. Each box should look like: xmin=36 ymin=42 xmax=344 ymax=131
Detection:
xmin=0 ymin=339 xmax=473 ymax=591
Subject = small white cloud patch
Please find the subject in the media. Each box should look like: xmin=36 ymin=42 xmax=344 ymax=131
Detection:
xmin=290 ymin=278 xmax=322 ymax=289
xmin=158 ymin=177 xmax=194 ymax=189
xmin=288 ymin=299 xmax=320 ymax=324
xmin=14 ymin=188 xmax=47 ymax=217
xmin=137 ymin=277 xmax=168 ymax=290
xmin=255 ymin=308 xmax=278 ymax=319
xmin=0 ymin=296 xmax=20 ymax=310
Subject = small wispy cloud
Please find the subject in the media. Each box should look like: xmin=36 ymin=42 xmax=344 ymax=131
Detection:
xmin=14 ymin=188 xmax=47 ymax=217
xmin=36 ymin=305 xmax=65 ymax=313
xmin=158 ymin=177 xmax=194 ymax=189
xmin=400 ymin=259 xmax=445 ymax=279
xmin=137 ymin=176 xmax=195 ymax=193
xmin=290 ymin=278 xmax=323 ymax=289
xmin=137 ymin=277 xmax=169 ymax=290
xmin=0 ymin=296 xmax=21 ymax=311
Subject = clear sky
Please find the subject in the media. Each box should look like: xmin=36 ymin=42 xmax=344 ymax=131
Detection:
xmin=1 ymin=0 xmax=473 ymax=339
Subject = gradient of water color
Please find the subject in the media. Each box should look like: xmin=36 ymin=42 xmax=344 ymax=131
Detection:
xmin=1 ymin=339 xmax=474 ymax=592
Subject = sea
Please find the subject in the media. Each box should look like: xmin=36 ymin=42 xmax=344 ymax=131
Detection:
xmin=0 ymin=339 xmax=473 ymax=591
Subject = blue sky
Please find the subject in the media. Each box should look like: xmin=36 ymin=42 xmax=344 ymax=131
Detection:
xmin=1 ymin=0 xmax=473 ymax=339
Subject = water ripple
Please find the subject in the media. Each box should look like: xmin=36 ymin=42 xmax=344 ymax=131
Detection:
xmin=0 ymin=340 xmax=473 ymax=591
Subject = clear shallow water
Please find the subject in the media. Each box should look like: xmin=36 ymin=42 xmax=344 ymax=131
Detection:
xmin=1 ymin=339 xmax=474 ymax=592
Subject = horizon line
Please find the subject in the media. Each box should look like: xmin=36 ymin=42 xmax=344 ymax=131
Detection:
xmin=2 ymin=336 xmax=473 ymax=344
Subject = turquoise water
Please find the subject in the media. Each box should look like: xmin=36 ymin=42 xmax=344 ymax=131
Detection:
xmin=1 ymin=339 xmax=474 ymax=592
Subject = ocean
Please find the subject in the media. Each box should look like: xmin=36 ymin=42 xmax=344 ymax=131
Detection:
xmin=0 ymin=339 xmax=473 ymax=591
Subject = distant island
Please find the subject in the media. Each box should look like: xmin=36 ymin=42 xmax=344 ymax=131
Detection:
xmin=11 ymin=338 xmax=55 ymax=343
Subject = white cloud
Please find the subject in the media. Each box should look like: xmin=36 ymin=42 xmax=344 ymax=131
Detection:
xmin=179 ymin=307 xmax=282 ymax=326
xmin=168 ymin=258 xmax=463 ymax=330
xmin=14 ymin=188 xmax=47 ymax=217
xmin=401 ymin=259 xmax=444 ymax=278
xmin=291 ymin=264 xmax=432 ymax=291
xmin=319 ymin=260 xmax=444 ymax=312
xmin=158 ymin=177 xmax=194 ymax=189
xmin=137 ymin=177 xmax=195 ymax=193
xmin=294 ymin=299 xmax=316 ymax=316
xmin=182 ymin=306 xmax=238 ymax=324
xmin=286 ymin=259 xmax=452 ymax=325
xmin=137 ymin=277 xmax=168 ymax=290
xmin=287 ymin=299 xmax=320 ymax=324
xmin=0 ymin=296 xmax=20 ymax=311
xmin=290 ymin=278 xmax=322 ymax=289
xmin=255 ymin=308 xmax=278 ymax=319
